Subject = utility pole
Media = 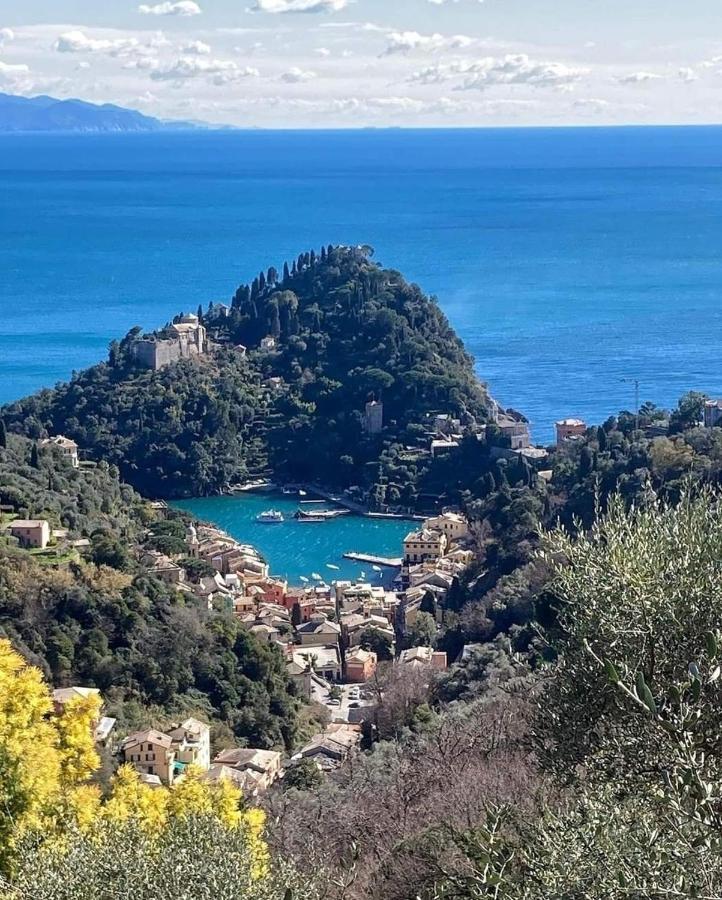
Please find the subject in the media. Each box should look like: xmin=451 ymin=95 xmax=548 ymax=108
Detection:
xmin=621 ymin=378 xmax=640 ymax=430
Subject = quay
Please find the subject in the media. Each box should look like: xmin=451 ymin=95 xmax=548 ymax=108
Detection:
xmin=343 ymin=552 xmax=403 ymax=568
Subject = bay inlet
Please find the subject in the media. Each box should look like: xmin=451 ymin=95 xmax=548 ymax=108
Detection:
xmin=172 ymin=492 xmax=413 ymax=587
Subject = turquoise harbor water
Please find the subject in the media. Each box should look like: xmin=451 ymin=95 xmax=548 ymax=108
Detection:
xmin=4 ymin=127 xmax=722 ymax=443
xmin=172 ymin=493 xmax=412 ymax=587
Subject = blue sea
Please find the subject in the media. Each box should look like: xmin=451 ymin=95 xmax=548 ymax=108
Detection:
xmin=172 ymin=493 xmax=411 ymax=587
xmin=3 ymin=126 xmax=722 ymax=444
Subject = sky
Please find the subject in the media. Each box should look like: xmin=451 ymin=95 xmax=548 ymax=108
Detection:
xmin=1 ymin=0 xmax=722 ymax=127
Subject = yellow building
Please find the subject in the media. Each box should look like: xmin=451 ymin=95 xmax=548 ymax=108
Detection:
xmin=122 ymin=729 xmax=176 ymax=785
xmin=423 ymin=512 xmax=469 ymax=543
xmin=403 ymin=528 xmax=447 ymax=565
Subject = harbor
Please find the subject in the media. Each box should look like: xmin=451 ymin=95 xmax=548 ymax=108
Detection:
xmin=172 ymin=491 xmax=413 ymax=587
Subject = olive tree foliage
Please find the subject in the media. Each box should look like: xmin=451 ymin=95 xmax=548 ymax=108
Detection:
xmin=427 ymin=491 xmax=722 ymax=900
xmin=2 ymin=816 xmax=322 ymax=900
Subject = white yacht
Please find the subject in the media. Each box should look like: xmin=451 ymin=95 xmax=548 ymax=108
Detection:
xmin=256 ymin=509 xmax=284 ymax=523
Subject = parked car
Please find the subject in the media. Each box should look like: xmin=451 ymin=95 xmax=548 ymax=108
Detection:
xmin=328 ymin=698 xmax=341 ymax=707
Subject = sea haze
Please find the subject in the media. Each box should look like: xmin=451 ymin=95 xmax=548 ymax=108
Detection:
xmin=3 ymin=126 xmax=722 ymax=443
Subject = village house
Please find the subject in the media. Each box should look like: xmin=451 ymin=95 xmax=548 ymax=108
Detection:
xmin=9 ymin=519 xmax=50 ymax=549
xmin=398 ymin=645 xmax=448 ymax=671
xmin=209 ymin=748 xmax=282 ymax=793
xmin=290 ymin=724 xmax=361 ymax=772
xmin=122 ymin=718 xmax=211 ymax=785
xmin=403 ymin=528 xmax=448 ymax=565
xmin=556 ymin=418 xmax=587 ymax=446
xmin=495 ymin=414 xmax=531 ymax=450
xmin=292 ymin=645 xmax=342 ymax=682
xmin=345 ymin=647 xmax=377 ymax=683
xmin=40 ymin=435 xmax=79 ymax=468
xmin=424 ymin=511 xmax=469 ymax=543
xmin=167 ymin=718 xmax=211 ymax=772
xmin=260 ymin=335 xmax=277 ymax=351
xmin=287 ymin=659 xmax=313 ymax=699
xmin=122 ymin=729 xmax=177 ymax=785
xmin=296 ymin=613 xmax=342 ymax=648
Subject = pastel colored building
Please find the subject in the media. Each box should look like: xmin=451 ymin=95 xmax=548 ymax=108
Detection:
xmin=40 ymin=435 xmax=79 ymax=468
xmin=345 ymin=647 xmax=377 ymax=683
xmin=555 ymin=418 xmax=587 ymax=446
xmin=403 ymin=528 xmax=447 ymax=565
xmin=9 ymin=519 xmax=50 ymax=549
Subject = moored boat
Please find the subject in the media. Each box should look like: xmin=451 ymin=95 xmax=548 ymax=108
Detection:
xmin=256 ymin=509 xmax=284 ymax=523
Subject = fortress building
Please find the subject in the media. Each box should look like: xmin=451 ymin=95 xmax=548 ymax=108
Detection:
xmin=132 ymin=314 xmax=207 ymax=371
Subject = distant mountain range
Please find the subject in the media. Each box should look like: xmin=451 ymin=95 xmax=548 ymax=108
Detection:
xmin=0 ymin=92 xmax=204 ymax=133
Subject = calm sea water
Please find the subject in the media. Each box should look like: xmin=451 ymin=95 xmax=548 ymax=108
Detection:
xmin=3 ymin=126 xmax=722 ymax=443
xmin=172 ymin=493 xmax=412 ymax=586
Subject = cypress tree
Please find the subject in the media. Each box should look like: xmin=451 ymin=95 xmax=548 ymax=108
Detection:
xmin=291 ymin=603 xmax=302 ymax=628
xmin=283 ymin=261 xmax=290 ymax=281
xmin=259 ymin=271 xmax=266 ymax=292
xmin=291 ymin=260 xmax=297 ymax=276
xmin=196 ymin=304 xmax=203 ymax=323
xmin=320 ymin=246 xmax=327 ymax=262
xmin=267 ymin=266 xmax=278 ymax=285
xmin=0 ymin=418 xmax=6 ymax=450
xmin=30 ymin=443 xmax=39 ymax=469
xmin=597 ymin=425 xmax=608 ymax=453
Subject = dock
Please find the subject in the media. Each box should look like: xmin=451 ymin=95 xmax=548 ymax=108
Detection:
xmin=343 ymin=552 xmax=403 ymax=568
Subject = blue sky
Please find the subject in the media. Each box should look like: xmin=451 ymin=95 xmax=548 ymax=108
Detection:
xmin=1 ymin=0 xmax=722 ymax=126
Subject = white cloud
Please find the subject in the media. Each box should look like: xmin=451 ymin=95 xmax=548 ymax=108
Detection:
xmin=0 ymin=27 xmax=14 ymax=47
xmin=410 ymin=54 xmax=588 ymax=90
xmin=249 ymin=0 xmax=349 ymax=12
xmin=314 ymin=47 xmax=331 ymax=57
xmin=138 ymin=2 xmax=202 ymax=16
xmin=383 ymin=31 xmax=473 ymax=56
xmin=281 ymin=66 xmax=316 ymax=82
xmin=678 ymin=66 xmax=698 ymax=83
xmin=150 ymin=57 xmax=259 ymax=81
xmin=0 ymin=60 xmax=29 ymax=75
xmin=53 ymin=30 xmax=140 ymax=55
xmin=616 ymin=71 xmax=662 ymax=84
xmin=180 ymin=40 xmax=211 ymax=55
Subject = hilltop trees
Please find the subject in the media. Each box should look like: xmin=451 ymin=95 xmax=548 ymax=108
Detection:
xmin=1 ymin=246 xmax=490 ymax=499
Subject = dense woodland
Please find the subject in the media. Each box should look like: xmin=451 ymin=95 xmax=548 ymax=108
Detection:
xmin=0 ymin=434 xmax=300 ymax=751
xmin=2 ymin=246 xmax=490 ymax=500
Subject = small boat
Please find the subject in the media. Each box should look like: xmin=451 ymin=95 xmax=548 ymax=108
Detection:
xmin=360 ymin=571 xmax=366 ymax=578
xmin=299 ymin=576 xmax=309 ymax=583
xmin=326 ymin=563 xmax=340 ymax=571
xmin=299 ymin=489 xmax=307 ymax=497
xmin=372 ymin=565 xmax=382 ymax=572
xmin=256 ymin=509 xmax=284 ymax=523
xmin=311 ymin=573 xmax=322 ymax=581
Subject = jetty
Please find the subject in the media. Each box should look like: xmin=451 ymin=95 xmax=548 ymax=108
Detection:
xmin=343 ymin=552 xmax=403 ymax=568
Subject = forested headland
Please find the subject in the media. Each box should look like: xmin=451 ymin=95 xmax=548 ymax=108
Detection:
xmin=1 ymin=245 xmax=491 ymax=501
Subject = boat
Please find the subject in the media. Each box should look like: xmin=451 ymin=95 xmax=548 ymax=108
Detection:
xmin=299 ymin=489 xmax=307 ymax=496
xmin=256 ymin=509 xmax=284 ymax=523
xmin=372 ymin=564 xmax=382 ymax=572
xmin=326 ymin=563 xmax=340 ymax=571
xmin=311 ymin=573 xmax=322 ymax=581
xmin=299 ymin=576 xmax=309 ymax=583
